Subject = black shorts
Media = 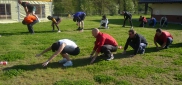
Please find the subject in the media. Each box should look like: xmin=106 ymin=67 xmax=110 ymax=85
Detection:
xmin=56 ymin=18 xmax=61 ymax=22
xmin=61 ymin=46 xmax=80 ymax=55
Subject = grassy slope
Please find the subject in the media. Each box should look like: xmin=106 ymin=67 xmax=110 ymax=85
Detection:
xmin=0 ymin=15 xmax=182 ymax=85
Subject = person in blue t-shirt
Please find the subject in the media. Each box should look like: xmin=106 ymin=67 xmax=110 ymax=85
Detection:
xmin=73 ymin=12 xmax=86 ymax=31
xmin=149 ymin=17 xmax=157 ymax=27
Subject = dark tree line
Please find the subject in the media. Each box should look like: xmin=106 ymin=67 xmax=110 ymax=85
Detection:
xmin=53 ymin=0 xmax=150 ymax=16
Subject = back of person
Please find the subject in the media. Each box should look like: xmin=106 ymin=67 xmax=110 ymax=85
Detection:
xmin=130 ymin=33 xmax=147 ymax=44
xmin=155 ymin=31 xmax=173 ymax=41
xmin=124 ymin=12 xmax=132 ymax=17
xmin=74 ymin=12 xmax=85 ymax=17
xmin=24 ymin=15 xmax=37 ymax=24
xmin=21 ymin=2 xmax=34 ymax=12
xmin=58 ymin=39 xmax=77 ymax=48
xmin=99 ymin=33 xmax=118 ymax=46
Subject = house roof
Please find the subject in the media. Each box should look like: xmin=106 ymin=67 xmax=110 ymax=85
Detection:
xmin=139 ymin=0 xmax=182 ymax=3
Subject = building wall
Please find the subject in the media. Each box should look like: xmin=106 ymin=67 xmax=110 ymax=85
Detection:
xmin=151 ymin=3 xmax=182 ymax=23
xmin=0 ymin=0 xmax=52 ymax=23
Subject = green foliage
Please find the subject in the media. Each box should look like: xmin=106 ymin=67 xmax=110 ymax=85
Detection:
xmin=54 ymin=79 xmax=94 ymax=85
xmin=94 ymin=74 xmax=116 ymax=84
xmin=53 ymin=0 xmax=146 ymax=15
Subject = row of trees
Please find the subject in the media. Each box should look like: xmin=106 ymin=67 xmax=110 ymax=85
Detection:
xmin=53 ymin=0 xmax=149 ymax=16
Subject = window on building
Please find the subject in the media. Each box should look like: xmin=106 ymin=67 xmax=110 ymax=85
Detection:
xmin=33 ymin=4 xmax=45 ymax=18
xmin=0 ymin=4 xmax=11 ymax=19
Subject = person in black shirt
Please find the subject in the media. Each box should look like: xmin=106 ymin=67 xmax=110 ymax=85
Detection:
xmin=122 ymin=11 xmax=133 ymax=29
xmin=122 ymin=29 xmax=147 ymax=57
xmin=18 ymin=0 xmax=39 ymax=21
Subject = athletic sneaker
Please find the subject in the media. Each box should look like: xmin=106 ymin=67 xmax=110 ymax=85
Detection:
xmin=131 ymin=26 xmax=133 ymax=29
xmin=77 ymin=27 xmax=81 ymax=30
xmin=58 ymin=30 xmax=61 ymax=32
xmin=63 ymin=61 xmax=73 ymax=67
xmin=140 ymin=49 xmax=145 ymax=54
xmin=58 ymin=58 xmax=67 ymax=63
xmin=107 ymin=54 xmax=114 ymax=61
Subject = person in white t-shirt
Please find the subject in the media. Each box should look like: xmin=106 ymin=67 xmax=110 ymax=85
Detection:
xmin=99 ymin=15 xmax=109 ymax=29
xmin=35 ymin=39 xmax=80 ymax=67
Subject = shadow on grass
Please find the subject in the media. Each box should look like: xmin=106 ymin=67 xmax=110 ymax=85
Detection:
xmin=0 ymin=31 xmax=54 ymax=36
xmin=2 ymin=46 xmax=175 ymax=71
xmin=91 ymin=18 xmax=182 ymax=30
xmin=170 ymin=43 xmax=182 ymax=48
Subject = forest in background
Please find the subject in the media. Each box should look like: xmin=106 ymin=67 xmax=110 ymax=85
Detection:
xmin=53 ymin=0 xmax=151 ymax=16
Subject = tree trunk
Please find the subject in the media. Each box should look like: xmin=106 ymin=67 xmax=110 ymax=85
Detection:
xmin=144 ymin=3 xmax=148 ymax=14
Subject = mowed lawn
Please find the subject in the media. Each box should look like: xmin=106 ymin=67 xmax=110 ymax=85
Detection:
xmin=0 ymin=15 xmax=182 ymax=85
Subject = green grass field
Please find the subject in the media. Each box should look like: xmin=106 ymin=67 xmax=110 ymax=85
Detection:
xmin=0 ymin=15 xmax=182 ymax=85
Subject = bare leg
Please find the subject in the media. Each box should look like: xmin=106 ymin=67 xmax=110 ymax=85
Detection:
xmin=61 ymin=53 xmax=71 ymax=61
xmin=81 ymin=21 xmax=84 ymax=29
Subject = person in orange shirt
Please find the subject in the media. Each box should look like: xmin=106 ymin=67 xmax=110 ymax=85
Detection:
xmin=22 ymin=15 xmax=38 ymax=34
xmin=47 ymin=16 xmax=61 ymax=32
xmin=139 ymin=15 xmax=147 ymax=27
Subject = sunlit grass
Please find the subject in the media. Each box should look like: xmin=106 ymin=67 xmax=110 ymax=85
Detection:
xmin=0 ymin=15 xmax=182 ymax=85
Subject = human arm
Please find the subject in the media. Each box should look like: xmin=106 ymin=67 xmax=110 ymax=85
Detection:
xmin=122 ymin=38 xmax=130 ymax=54
xmin=24 ymin=7 xmax=29 ymax=16
xmin=90 ymin=51 xmax=99 ymax=64
xmin=36 ymin=47 xmax=52 ymax=57
xmin=42 ymin=43 xmax=66 ymax=67
xmin=90 ymin=35 xmax=105 ymax=64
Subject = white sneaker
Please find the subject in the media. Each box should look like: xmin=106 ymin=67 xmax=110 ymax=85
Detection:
xmin=58 ymin=30 xmax=61 ymax=32
xmin=63 ymin=61 xmax=73 ymax=67
xmin=130 ymin=26 xmax=133 ymax=29
xmin=58 ymin=58 xmax=67 ymax=63
xmin=107 ymin=54 xmax=114 ymax=61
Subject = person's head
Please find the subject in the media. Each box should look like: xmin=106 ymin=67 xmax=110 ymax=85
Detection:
xmin=156 ymin=28 xmax=162 ymax=36
xmin=73 ymin=17 xmax=77 ymax=22
xmin=51 ymin=42 xmax=60 ymax=52
xmin=128 ymin=29 xmax=136 ymax=38
xmin=22 ymin=20 xmax=27 ymax=25
xmin=140 ymin=15 xmax=142 ymax=18
xmin=102 ymin=15 xmax=106 ymax=20
xmin=122 ymin=11 xmax=125 ymax=14
xmin=18 ymin=0 xmax=22 ymax=4
xmin=47 ymin=16 xmax=53 ymax=20
xmin=92 ymin=28 xmax=100 ymax=38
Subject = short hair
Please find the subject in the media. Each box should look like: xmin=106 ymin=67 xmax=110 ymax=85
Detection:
xmin=51 ymin=42 xmax=60 ymax=52
xmin=102 ymin=15 xmax=106 ymax=19
xmin=47 ymin=16 xmax=53 ymax=20
xmin=128 ymin=29 xmax=136 ymax=34
xmin=22 ymin=20 xmax=26 ymax=25
xmin=156 ymin=28 xmax=162 ymax=33
xmin=73 ymin=18 xmax=77 ymax=22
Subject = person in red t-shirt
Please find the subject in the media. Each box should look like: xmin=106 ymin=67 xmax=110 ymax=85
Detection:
xmin=139 ymin=15 xmax=147 ymax=27
xmin=22 ymin=15 xmax=38 ymax=34
xmin=154 ymin=28 xmax=173 ymax=50
xmin=89 ymin=28 xmax=118 ymax=64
